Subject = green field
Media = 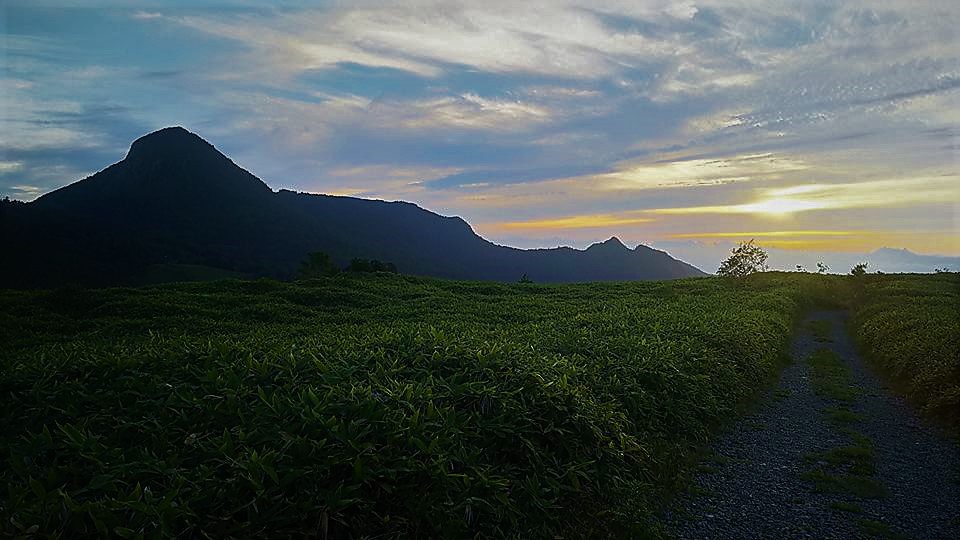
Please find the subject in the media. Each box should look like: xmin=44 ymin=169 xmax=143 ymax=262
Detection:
xmin=0 ymin=272 xmax=954 ymax=538
xmin=850 ymin=273 xmax=960 ymax=423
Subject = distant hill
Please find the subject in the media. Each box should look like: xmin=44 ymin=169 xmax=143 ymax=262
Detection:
xmin=764 ymin=247 xmax=959 ymax=274
xmin=0 ymin=127 xmax=706 ymax=288
xmin=858 ymin=248 xmax=958 ymax=273
xmin=652 ymin=240 xmax=959 ymax=276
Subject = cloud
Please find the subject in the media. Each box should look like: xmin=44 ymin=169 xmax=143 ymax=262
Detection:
xmin=429 ymin=152 xmax=810 ymax=213
xmin=5 ymin=0 xmax=959 ymax=257
xmin=0 ymin=162 xmax=25 ymax=173
xmin=131 ymin=11 xmax=163 ymax=20
xmin=649 ymin=176 xmax=958 ymax=215
xmin=208 ymin=90 xmax=552 ymax=160
xmin=159 ymin=2 xmax=691 ymax=81
xmin=321 ymin=164 xmax=462 ymax=199
xmin=589 ymin=153 xmax=808 ymax=190
xmin=164 ymin=13 xmax=441 ymax=79
xmin=8 ymin=185 xmax=44 ymax=196
xmin=3 ymin=182 xmax=57 ymax=201
xmin=492 ymin=213 xmax=655 ymax=231
xmin=669 ymin=230 xmax=862 ymax=239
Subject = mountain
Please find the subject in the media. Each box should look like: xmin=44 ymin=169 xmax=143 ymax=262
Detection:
xmin=857 ymin=248 xmax=958 ymax=273
xmin=761 ymin=246 xmax=959 ymax=274
xmin=1 ymin=127 xmax=706 ymax=288
xmin=652 ymin=239 xmax=959 ymax=275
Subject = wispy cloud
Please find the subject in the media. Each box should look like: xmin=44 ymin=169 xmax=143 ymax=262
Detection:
xmin=650 ymin=176 xmax=958 ymax=215
xmin=131 ymin=11 xmax=163 ymax=21
xmin=4 ymin=0 xmax=959 ymax=259
xmin=669 ymin=230 xmax=862 ymax=239
xmin=0 ymin=161 xmax=25 ymax=173
xmin=492 ymin=213 xmax=655 ymax=231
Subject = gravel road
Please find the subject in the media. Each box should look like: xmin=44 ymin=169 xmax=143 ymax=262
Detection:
xmin=663 ymin=310 xmax=960 ymax=539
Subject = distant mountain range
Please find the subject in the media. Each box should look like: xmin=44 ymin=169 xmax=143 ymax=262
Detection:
xmin=1 ymin=127 xmax=705 ymax=288
xmin=843 ymin=248 xmax=958 ymax=274
xmin=652 ymin=240 xmax=958 ymax=275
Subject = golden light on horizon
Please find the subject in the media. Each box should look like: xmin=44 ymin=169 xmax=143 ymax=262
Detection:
xmin=670 ymin=230 xmax=860 ymax=238
xmin=493 ymin=213 xmax=654 ymax=230
xmin=470 ymin=171 xmax=958 ymax=255
xmin=668 ymin=229 xmax=960 ymax=254
xmin=737 ymin=197 xmax=826 ymax=216
xmin=650 ymin=176 xmax=957 ymax=217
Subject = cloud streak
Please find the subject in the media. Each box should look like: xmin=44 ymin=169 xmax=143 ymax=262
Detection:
xmin=3 ymin=0 xmax=959 ymax=261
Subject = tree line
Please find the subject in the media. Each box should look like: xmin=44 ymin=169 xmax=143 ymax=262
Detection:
xmin=298 ymin=251 xmax=398 ymax=279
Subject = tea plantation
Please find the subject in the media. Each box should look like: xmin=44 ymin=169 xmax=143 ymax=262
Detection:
xmin=850 ymin=272 xmax=960 ymax=422
xmin=0 ymin=272 xmax=954 ymax=538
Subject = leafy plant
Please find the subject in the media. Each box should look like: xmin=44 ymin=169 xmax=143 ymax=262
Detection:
xmin=0 ymin=273 xmax=810 ymax=538
xmin=849 ymin=273 xmax=960 ymax=422
xmin=0 ymin=271 xmax=952 ymax=537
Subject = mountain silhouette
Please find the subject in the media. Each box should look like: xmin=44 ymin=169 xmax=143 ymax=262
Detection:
xmin=1 ymin=127 xmax=706 ymax=287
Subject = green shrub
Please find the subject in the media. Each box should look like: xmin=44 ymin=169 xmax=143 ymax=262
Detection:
xmin=850 ymin=273 xmax=959 ymax=422
xmin=0 ymin=271 xmax=907 ymax=537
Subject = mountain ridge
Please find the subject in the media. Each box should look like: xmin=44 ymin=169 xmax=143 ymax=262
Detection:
xmin=1 ymin=126 xmax=707 ymax=287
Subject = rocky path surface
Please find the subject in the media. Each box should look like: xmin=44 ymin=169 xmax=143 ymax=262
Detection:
xmin=664 ymin=310 xmax=960 ymax=539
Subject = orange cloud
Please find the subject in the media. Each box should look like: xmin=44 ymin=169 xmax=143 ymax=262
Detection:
xmin=490 ymin=213 xmax=654 ymax=231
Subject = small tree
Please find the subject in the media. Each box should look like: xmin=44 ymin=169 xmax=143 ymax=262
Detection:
xmin=850 ymin=262 xmax=868 ymax=276
xmin=816 ymin=261 xmax=830 ymax=274
xmin=796 ymin=264 xmax=806 ymax=273
xmin=717 ymin=240 xmax=768 ymax=277
xmin=298 ymin=251 xmax=339 ymax=279
xmin=518 ymin=273 xmax=533 ymax=284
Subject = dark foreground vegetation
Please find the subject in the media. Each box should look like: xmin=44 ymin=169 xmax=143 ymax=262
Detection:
xmin=0 ymin=272 xmax=955 ymax=538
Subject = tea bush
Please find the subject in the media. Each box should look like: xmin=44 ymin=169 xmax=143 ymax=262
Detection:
xmin=0 ymin=273 xmax=850 ymax=537
xmin=850 ymin=273 xmax=960 ymax=423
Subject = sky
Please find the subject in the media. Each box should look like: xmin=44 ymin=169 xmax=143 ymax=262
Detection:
xmin=2 ymin=0 xmax=959 ymax=271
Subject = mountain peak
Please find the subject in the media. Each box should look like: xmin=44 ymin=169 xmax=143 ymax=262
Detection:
xmin=872 ymin=247 xmax=913 ymax=255
xmin=16 ymin=127 xmax=706 ymax=286
xmin=33 ymin=126 xmax=271 ymax=212
xmin=126 ymin=126 xmax=219 ymax=162
xmin=588 ymin=236 xmax=628 ymax=250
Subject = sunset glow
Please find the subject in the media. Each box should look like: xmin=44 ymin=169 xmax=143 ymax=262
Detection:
xmin=3 ymin=0 xmax=959 ymax=268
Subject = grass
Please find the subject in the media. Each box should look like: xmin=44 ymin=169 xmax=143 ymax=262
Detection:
xmin=807 ymin=349 xmax=860 ymax=403
xmin=800 ymin=469 xmax=888 ymax=499
xmin=1 ymin=272 xmax=830 ymax=538
xmin=808 ymin=319 xmax=833 ymax=342
xmin=802 ymin=343 xmax=887 ymax=504
xmin=806 ymin=444 xmax=876 ymax=476
xmin=0 ymin=271 xmax=947 ymax=537
xmin=857 ymin=519 xmax=911 ymax=539
xmin=850 ymin=273 xmax=960 ymax=424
